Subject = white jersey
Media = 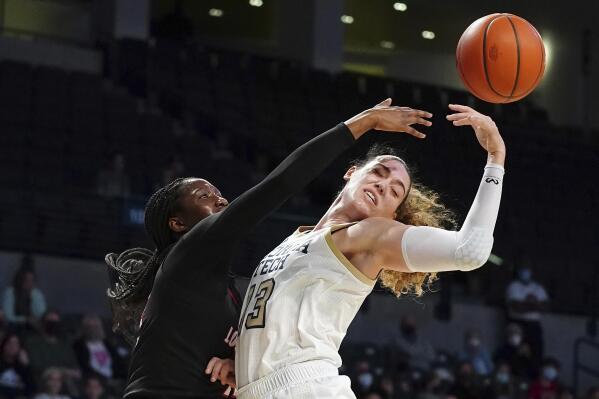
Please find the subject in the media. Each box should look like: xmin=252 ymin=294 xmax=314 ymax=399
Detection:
xmin=236 ymin=224 xmax=376 ymax=389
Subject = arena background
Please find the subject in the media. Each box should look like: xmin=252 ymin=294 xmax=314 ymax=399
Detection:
xmin=0 ymin=1 xmax=597 ymax=398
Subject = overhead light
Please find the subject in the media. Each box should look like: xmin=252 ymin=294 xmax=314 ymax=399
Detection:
xmin=380 ymin=40 xmax=395 ymax=49
xmin=422 ymin=30 xmax=435 ymax=40
xmin=209 ymin=8 xmax=224 ymax=17
xmin=393 ymin=2 xmax=407 ymax=11
xmin=340 ymin=15 xmax=354 ymax=24
xmin=249 ymin=0 xmax=263 ymax=7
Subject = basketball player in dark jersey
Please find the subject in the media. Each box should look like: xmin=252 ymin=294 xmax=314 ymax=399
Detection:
xmin=104 ymin=99 xmax=432 ymax=398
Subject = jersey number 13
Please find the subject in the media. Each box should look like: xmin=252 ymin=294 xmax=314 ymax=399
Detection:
xmin=241 ymin=278 xmax=275 ymax=330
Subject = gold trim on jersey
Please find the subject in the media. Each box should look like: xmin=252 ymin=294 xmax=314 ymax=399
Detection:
xmin=325 ymin=228 xmax=376 ymax=286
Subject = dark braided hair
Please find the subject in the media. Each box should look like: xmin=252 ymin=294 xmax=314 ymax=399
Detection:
xmin=105 ymin=178 xmax=190 ymax=345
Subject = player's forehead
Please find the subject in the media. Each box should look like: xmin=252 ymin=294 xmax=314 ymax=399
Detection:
xmin=365 ymin=156 xmax=410 ymax=181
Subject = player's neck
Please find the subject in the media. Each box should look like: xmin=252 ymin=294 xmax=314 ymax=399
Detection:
xmin=313 ymin=195 xmax=365 ymax=231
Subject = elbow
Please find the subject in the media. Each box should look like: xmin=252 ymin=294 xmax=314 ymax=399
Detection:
xmin=455 ymin=229 xmax=494 ymax=272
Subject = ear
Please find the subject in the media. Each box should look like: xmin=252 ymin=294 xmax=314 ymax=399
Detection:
xmin=168 ymin=216 xmax=187 ymax=233
xmin=343 ymin=166 xmax=358 ymax=182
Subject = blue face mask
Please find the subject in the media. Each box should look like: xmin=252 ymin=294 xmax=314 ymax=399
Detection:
xmin=496 ymin=372 xmax=510 ymax=384
xmin=543 ymin=367 xmax=558 ymax=381
xmin=518 ymin=269 xmax=532 ymax=283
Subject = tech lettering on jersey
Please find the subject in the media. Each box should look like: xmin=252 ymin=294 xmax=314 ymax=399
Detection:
xmin=251 ymin=235 xmax=312 ymax=278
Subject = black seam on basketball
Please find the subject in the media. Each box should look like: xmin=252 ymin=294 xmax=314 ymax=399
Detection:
xmin=514 ymin=27 xmax=546 ymax=99
xmin=483 ymin=14 xmax=510 ymax=100
xmin=506 ymin=16 xmax=520 ymax=99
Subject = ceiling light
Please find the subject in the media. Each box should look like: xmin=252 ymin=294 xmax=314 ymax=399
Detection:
xmin=422 ymin=30 xmax=435 ymax=40
xmin=209 ymin=8 xmax=223 ymax=17
xmin=380 ymin=41 xmax=395 ymax=49
xmin=249 ymin=0 xmax=263 ymax=7
xmin=340 ymin=15 xmax=354 ymax=24
xmin=393 ymin=2 xmax=407 ymax=11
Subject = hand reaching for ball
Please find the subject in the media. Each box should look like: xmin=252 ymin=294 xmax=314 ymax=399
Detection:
xmin=446 ymin=104 xmax=506 ymax=165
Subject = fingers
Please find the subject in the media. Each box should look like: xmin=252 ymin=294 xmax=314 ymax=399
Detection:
xmin=405 ymin=126 xmax=426 ymax=139
xmin=205 ymin=357 xmax=219 ymax=375
xmin=210 ymin=361 xmax=224 ymax=383
xmin=412 ymin=108 xmax=433 ymax=118
xmin=445 ymin=112 xmax=470 ymax=121
xmin=377 ymin=98 xmax=392 ymax=107
xmin=448 ymin=103 xmax=474 ymax=112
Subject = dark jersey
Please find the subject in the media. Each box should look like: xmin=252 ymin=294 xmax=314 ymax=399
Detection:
xmin=124 ymin=124 xmax=355 ymax=398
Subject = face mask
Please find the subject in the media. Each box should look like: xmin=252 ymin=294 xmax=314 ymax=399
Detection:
xmin=358 ymin=372 xmax=373 ymax=389
xmin=518 ymin=269 xmax=532 ymax=283
xmin=543 ymin=367 xmax=558 ymax=381
xmin=496 ymin=372 xmax=510 ymax=384
xmin=508 ymin=334 xmax=522 ymax=346
xmin=469 ymin=337 xmax=481 ymax=348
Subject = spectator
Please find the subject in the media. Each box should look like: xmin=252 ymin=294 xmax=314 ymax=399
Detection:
xmin=362 ymin=392 xmax=384 ymax=399
xmin=482 ymin=361 xmax=519 ymax=399
xmin=80 ymin=374 xmax=112 ymax=399
xmin=96 ymin=153 xmax=131 ymax=199
xmin=494 ymin=323 xmax=535 ymax=379
xmin=586 ymin=386 xmax=599 ymax=399
xmin=506 ymin=264 xmax=549 ymax=365
xmin=459 ymin=328 xmax=494 ymax=376
xmin=73 ymin=314 xmax=125 ymax=380
xmin=528 ymin=358 xmax=561 ymax=399
xmin=377 ymin=375 xmax=395 ymax=399
xmin=448 ymin=361 xmax=482 ymax=399
xmin=33 ymin=368 xmax=70 ymax=399
xmin=0 ymin=333 xmax=35 ymax=398
xmin=24 ymin=311 xmax=81 ymax=395
xmin=394 ymin=315 xmax=436 ymax=372
xmin=2 ymin=256 xmax=46 ymax=330
xmin=352 ymin=360 xmax=374 ymax=397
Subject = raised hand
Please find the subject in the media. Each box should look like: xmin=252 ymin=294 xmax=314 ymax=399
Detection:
xmin=345 ymin=98 xmax=433 ymax=139
xmin=446 ymin=104 xmax=506 ymax=165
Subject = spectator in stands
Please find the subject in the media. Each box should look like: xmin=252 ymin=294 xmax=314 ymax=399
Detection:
xmin=459 ymin=328 xmax=494 ymax=376
xmin=2 ymin=256 xmax=46 ymax=331
xmin=494 ymin=323 xmax=535 ymax=379
xmin=157 ymin=156 xmax=186 ymax=190
xmin=377 ymin=375 xmax=395 ymax=399
xmin=33 ymin=368 xmax=70 ymax=399
xmin=586 ymin=386 xmax=599 ymax=399
xmin=361 ymin=392 xmax=384 ymax=399
xmin=528 ymin=358 xmax=561 ymax=399
xmin=351 ymin=359 xmax=374 ymax=397
xmin=506 ymin=263 xmax=549 ymax=366
xmin=80 ymin=374 xmax=112 ymax=399
xmin=73 ymin=314 xmax=125 ymax=381
xmin=24 ymin=310 xmax=80 ymax=395
xmin=558 ymin=387 xmax=575 ymax=399
xmin=448 ymin=361 xmax=482 ymax=399
xmin=482 ymin=361 xmax=519 ymax=399
xmin=0 ymin=333 xmax=35 ymax=398
xmin=96 ymin=153 xmax=131 ymax=199
xmin=394 ymin=314 xmax=436 ymax=372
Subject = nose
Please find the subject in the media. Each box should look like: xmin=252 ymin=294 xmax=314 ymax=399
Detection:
xmin=374 ymin=182 xmax=384 ymax=195
xmin=216 ymin=196 xmax=228 ymax=208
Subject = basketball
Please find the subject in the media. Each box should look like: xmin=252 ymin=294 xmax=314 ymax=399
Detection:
xmin=456 ymin=13 xmax=546 ymax=103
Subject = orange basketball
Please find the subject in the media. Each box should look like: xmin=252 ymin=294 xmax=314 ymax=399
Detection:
xmin=456 ymin=13 xmax=546 ymax=103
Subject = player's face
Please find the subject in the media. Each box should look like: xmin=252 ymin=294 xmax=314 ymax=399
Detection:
xmin=176 ymin=179 xmax=229 ymax=225
xmin=343 ymin=157 xmax=410 ymax=219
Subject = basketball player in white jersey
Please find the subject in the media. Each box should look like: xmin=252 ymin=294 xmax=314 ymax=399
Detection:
xmin=235 ymin=103 xmax=506 ymax=399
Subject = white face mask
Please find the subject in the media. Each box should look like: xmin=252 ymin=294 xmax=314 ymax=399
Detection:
xmin=358 ymin=372 xmax=374 ymax=389
xmin=509 ymin=334 xmax=522 ymax=346
xmin=469 ymin=337 xmax=481 ymax=348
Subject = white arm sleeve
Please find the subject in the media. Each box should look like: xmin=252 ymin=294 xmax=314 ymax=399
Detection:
xmin=401 ymin=163 xmax=504 ymax=272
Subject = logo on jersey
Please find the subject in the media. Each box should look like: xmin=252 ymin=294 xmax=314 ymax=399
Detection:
xmin=252 ymin=238 xmax=312 ymax=277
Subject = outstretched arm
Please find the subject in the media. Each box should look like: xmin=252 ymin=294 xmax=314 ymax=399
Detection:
xmin=170 ymin=100 xmax=433 ymax=279
xmin=366 ymin=105 xmax=505 ymax=273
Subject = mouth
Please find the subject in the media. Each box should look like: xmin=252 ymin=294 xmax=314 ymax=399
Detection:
xmin=364 ymin=189 xmax=377 ymax=206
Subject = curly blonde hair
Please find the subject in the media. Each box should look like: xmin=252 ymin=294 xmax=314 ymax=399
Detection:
xmin=352 ymin=147 xmax=456 ymax=297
